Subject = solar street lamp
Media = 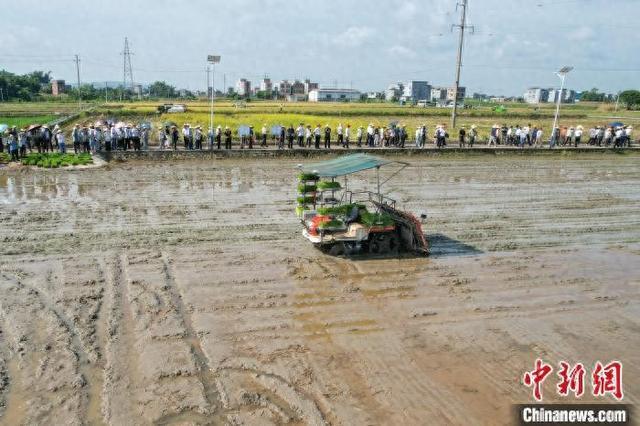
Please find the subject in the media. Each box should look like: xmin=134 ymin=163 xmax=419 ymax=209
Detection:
xmin=207 ymin=55 xmax=221 ymax=132
xmin=551 ymin=66 xmax=573 ymax=138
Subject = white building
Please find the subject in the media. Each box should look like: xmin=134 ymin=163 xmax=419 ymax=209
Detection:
xmin=259 ymin=78 xmax=272 ymax=92
xmin=308 ymin=88 xmax=361 ymax=102
xmin=402 ymin=81 xmax=431 ymax=103
xmin=524 ymin=87 xmax=549 ymax=104
xmin=430 ymin=87 xmax=447 ymax=103
xmin=236 ymin=78 xmax=251 ymax=96
xmin=547 ymin=88 xmax=575 ymax=104
xmin=385 ymin=82 xmax=404 ymax=101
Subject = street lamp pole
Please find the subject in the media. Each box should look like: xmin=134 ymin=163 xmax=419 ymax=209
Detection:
xmin=551 ymin=66 xmax=573 ymax=137
xmin=207 ymin=55 xmax=221 ymax=133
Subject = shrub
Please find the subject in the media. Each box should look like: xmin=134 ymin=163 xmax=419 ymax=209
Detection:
xmin=298 ymin=172 xmax=319 ymax=181
xmin=317 ymin=203 xmax=366 ymax=216
xmin=317 ymin=181 xmax=341 ymax=190
xmin=297 ymin=196 xmax=315 ymax=205
xmin=318 ymin=219 xmax=344 ymax=229
xmin=297 ymin=183 xmax=317 ymax=194
xmin=360 ymin=211 xmax=394 ymax=227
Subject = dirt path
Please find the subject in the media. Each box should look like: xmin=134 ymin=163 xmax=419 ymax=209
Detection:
xmin=0 ymin=154 xmax=638 ymax=425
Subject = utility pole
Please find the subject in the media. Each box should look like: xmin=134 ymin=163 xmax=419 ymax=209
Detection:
xmin=74 ymin=54 xmax=81 ymax=110
xmin=223 ymin=74 xmax=226 ymax=97
xmin=450 ymin=0 xmax=473 ymax=129
xmin=105 ymin=82 xmax=108 ymax=103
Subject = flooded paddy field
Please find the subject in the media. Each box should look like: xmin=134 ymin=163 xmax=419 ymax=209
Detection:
xmin=0 ymin=153 xmax=639 ymax=425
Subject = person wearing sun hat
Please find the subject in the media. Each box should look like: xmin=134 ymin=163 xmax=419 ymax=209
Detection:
xmin=469 ymin=125 xmax=477 ymax=147
xmin=313 ymin=124 xmax=321 ymax=149
xmin=323 ymin=124 xmax=331 ymax=149
xmin=261 ymin=124 xmax=268 ymax=148
xmin=224 ymin=125 xmax=232 ymax=149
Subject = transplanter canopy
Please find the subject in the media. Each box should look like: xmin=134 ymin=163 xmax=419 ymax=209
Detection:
xmin=301 ymin=153 xmax=406 ymax=178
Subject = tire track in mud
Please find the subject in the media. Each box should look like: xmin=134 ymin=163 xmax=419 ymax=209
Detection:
xmin=288 ymin=256 xmax=394 ymax=424
xmin=102 ymin=253 xmax=138 ymax=424
xmin=0 ymin=270 xmax=85 ymax=425
xmin=164 ymin=248 xmax=332 ymax=425
xmin=153 ymin=252 xmax=222 ymax=424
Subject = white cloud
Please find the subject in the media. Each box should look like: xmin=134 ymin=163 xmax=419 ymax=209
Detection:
xmin=567 ymin=26 xmax=595 ymax=41
xmin=395 ymin=2 xmax=417 ymax=20
xmin=332 ymin=26 xmax=374 ymax=47
xmin=388 ymin=45 xmax=417 ymax=58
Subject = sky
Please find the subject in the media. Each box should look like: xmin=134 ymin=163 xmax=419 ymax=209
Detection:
xmin=1 ymin=0 xmax=639 ymax=96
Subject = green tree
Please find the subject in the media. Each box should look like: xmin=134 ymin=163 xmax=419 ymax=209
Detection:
xmin=580 ymin=87 xmax=605 ymax=102
xmin=618 ymin=90 xmax=640 ymax=110
xmin=148 ymin=81 xmax=176 ymax=98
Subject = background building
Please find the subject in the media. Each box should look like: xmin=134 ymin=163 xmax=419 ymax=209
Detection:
xmin=524 ymin=87 xmax=550 ymax=104
xmin=402 ymin=81 xmax=431 ymax=103
xmin=309 ymin=88 xmax=361 ymax=102
xmin=385 ymin=82 xmax=404 ymax=101
xmin=259 ymin=78 xmax=272 ymax=92
xmin=303 ymin=79 xmax=318 ymax=94
xmin=277 ymin=80 xmax=292 ymax=98
xmin=430 ymin=87 xmax=447 ymax=103
xmin=547 ymin=88 xmax=576 ymax=104
xmin=51 ymin=79 xmax=66 ymax=96
xmin=446 ymin=86 xmax=466 ymax=102
xmin=235 ymin=78 xmax=251 ymax=97
xmin=291 ymin=80 xmax=305 ymax=95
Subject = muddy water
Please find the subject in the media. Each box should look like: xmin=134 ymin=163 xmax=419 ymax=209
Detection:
xmin=0 ymin=154 xmax=639 ymax=425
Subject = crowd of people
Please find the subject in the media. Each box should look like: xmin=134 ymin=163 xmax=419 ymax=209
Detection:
xmin=0 ymin=122 xmax=152 ymax=161
xmin=1 ymin=120 xmax=634 ymax=160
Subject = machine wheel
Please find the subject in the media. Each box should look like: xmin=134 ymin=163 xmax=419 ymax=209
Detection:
xmin=328 ymin=243 xmax=345 ymax=256
xmin=388 ymin=233 xmax=400 ymax=255
xmin=369 ymin=233 xmax=390 ymax=255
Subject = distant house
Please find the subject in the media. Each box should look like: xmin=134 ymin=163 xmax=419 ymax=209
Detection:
xmin=308 ymin=88 xmax=361 ymax=102
xmin=51 ymin=80 xmax=66 ymax=96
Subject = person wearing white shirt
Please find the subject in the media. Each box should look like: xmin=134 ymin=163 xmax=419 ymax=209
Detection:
xmin=366 ymin=123 xmax=374 ymax=146
xmin=415 ymin=127 xmax=421 ymax=148
xmin=313 ymin=125 xmax=321 ymax=149
xmin=614 ymin=127 xmax=624 ymax=147
xmin=336 ymin=123 xmax=344 ymax=146
xmin=304 ymin=125 xmax=312 ymax=147
xmin=182 ymin=124 xmax=192 ymax=149
xmin=344 ymin=124 xmax=351 ymax=148
xmin=296 ymin=124 xmax=304 ymax=147
xmin=535 ymin=129 xmax=543 ymax=147
xmin=573 ymin=127 xmax=583 ymax=147
xmin=356 ymin=126 xmax=363 ymax=146
xmin=625 ymin=126 xmax=633 ymax=147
